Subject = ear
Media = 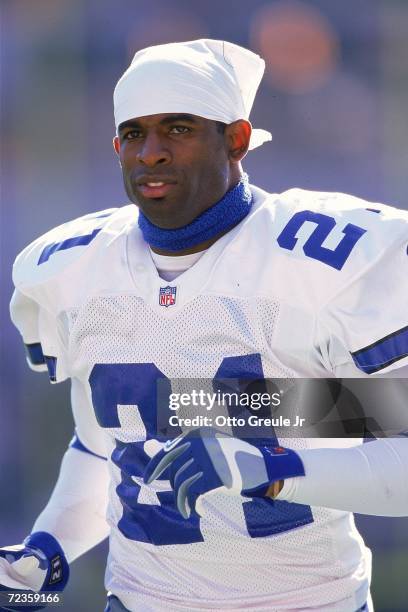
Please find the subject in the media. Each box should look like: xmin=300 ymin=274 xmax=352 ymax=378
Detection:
xmin=113 ymin=135 xmax=120 ymax=156
xmin=225 ymin=120 xmax=252 ymax=162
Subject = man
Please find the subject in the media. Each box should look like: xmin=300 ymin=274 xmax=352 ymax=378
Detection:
xmin=2 ymin=39 xmax=408 ymax=612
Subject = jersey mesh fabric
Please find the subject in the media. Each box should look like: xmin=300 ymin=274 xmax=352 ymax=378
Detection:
xmin=67 ymin=294 xmax=369 ymax=611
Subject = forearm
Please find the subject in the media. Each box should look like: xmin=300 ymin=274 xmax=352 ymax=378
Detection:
xmin=276 ymin=438 xmax=408 ymax=516
xmin=32 ymin=445 xmax=110 ymax=563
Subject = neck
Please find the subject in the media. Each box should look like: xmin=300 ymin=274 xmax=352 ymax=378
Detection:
xmin=150 ymin=229 xmax=234 ymax=256
xmin=138 ymin=173 xmax=253 ymax=254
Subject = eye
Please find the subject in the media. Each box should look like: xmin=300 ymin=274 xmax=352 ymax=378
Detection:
xmin=122 ymin=129 xmax=142 ymax=141
xmin=169 ymin=125 xmax=191 ymax=134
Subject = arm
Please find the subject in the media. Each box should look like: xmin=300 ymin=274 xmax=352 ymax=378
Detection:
xmin=31 ymin=378 xmax=110 ymax=563
xmin=10 ymin=289 xmax=110 ymax=562
xmin=0 ymin=379 xmax=110 ymax=596
xmin=275 ymin=366 xmax=408 ymax=514
xmin=145 ymin=426 xmax=408 ymax=519
xmin=7 ymin=232 xmax=113 ymax=596
xmin=275 ymin=437 xmax=408 ymax=516
xmin=31 ymin=444 xmax=109 ymax=564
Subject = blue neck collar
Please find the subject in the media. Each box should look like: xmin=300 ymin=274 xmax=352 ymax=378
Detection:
xmin=138 ymin=173 xmax=253 ymax=252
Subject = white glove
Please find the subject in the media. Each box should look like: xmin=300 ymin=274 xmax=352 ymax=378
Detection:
xmin=0 ymin=532 xmax=69 ymax=610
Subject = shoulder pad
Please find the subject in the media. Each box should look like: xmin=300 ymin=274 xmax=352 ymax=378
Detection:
xmin=267 ymin=188 xmax=408 ymax=274
xmin=13 ymin=205 xmax=136 ymax=290
xmin=275 ymin=187 xmax=407 ymax=220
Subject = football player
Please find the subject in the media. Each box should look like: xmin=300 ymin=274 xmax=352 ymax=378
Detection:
xmin=4 ymin=39 xmax=408 ymax=612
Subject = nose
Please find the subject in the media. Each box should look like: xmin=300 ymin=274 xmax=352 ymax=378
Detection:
xmin=136 ymin=131 xmax=171 ymax=167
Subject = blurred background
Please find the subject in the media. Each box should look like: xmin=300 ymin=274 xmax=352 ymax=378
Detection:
xmin=1 ymin=0 xmax=407 ymax=610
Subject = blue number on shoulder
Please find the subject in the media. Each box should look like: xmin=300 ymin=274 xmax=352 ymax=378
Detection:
xmin=277 ymin=210 xmax=366 ymax=270
xmin=38 ymin=212 xmax=113 ymax=265
xmin=214 ymin=354 xmax=314 ymax=538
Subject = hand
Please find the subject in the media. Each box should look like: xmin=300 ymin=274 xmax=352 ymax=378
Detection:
xmin=144 ymin=428 xmax=305 ymax=518
xmin=0 ymin=532 xmax=69 ymax=611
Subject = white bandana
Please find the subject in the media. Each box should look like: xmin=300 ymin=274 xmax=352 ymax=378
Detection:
xmin=113 ymin=39 xmax=272 ymax=150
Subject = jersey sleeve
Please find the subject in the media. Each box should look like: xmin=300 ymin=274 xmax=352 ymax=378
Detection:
xmin=317 ymin=218 xmax=408 ymax=375
xmin=10 ymin=207 xmax=122 ymax=383
xmin=10 ymin=288 xmax=69 ymax=382
xmin=279 ymin=437 xmax=408 ymax=517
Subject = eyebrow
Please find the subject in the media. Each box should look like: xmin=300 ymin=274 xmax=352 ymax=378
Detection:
xmin=118 ymin=114 xmax=199 ymax=132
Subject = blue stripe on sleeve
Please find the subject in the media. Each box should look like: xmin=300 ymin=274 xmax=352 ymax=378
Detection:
xmin=45 ymin=355 xmax=57 ymax=382
xmin=351 ymin=325 xmax=408 ymax=374
xmin=38 ymin=228 xmax=102 ymax=265
xmin=25 ymin=342 xmax=46 ymax=365
xmin=70 ymin=433 xmax=107 ymax=460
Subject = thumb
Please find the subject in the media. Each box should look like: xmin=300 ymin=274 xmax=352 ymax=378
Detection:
xmin=12 ymin=555 xmax=41 ymax=577
xmin=143 ymin=439 xmax=166 ymax=458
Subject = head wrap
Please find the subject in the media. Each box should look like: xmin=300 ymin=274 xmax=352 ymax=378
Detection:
xmin=113 ymin=39 xmax=272 ymax=150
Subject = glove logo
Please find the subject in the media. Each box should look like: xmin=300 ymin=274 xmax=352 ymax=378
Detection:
xmin=164 ymin=433 xmax=186 ymax=452
xmin=49 ymin=555 xmax=63 ymax=584
xmin=266 ymin=446 xmax=288 ymax=456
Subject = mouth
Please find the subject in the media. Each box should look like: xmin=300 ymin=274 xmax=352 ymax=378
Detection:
xmin=136 ymin=180 xmax=177 ymax=199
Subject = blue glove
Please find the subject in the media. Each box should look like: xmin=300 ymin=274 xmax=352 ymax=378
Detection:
xmin=0 ymin=532 xmax=69 ymax=611
xmin=144 ymin=428 xmax=305 ymax=518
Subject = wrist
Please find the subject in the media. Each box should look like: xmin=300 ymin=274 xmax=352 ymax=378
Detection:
xmin=261 ymin=445 xmax=305 ymax=481
xmin=266 ymin=479 xmax=284 ymax=499
xmin=23 ymin=532 xmax=69 ymax=592
xmin=242 ymin=444 xmax=305 ymax=499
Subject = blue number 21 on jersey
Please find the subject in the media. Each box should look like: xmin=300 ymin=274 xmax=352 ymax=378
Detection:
xmin=89 ymin=354 xmax=314 ymax=546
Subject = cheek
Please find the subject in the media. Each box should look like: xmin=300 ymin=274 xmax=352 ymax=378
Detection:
xmin=188 ymin=147 xmax=226 ymax=178
xmin=118 ymin=157 xmax=137 ymax=196
xmin=194 ymin=155 xmax=229 ymax=189
xmin=120 ymin=150 xmax=132 ymax=168
xmin=119 ymin=154 xmax=135 ymax=181
xmin=119 ymin=142 xmax=139 ymax=166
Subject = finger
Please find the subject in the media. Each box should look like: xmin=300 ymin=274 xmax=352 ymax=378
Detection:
xmin=143 ymin=439 xmax=165 ymax=458
xmin=144 ymin=442 xmax=190 ymax=484
xmin=0 ymin=546 xmax=25 ymax=561
xmin=173 ymin=457 xmax=195 ymax=489
xmin=143 ymin=440 xmax=172 ymax=479
xmin=173 ymin=458 xmax=203 ymax=517
xmin=176 ymin=472 xmax=203 ymax=519
xmin=0 ymin=566 xmax=33 ymax=590
xmin=168 ymin=453 xmax=196 ymax=489
xmin=11 ymin=556 xmax=41 ymax=577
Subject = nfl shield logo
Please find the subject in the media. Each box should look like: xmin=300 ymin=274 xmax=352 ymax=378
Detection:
xmin=159 ymin=285 xmax=177 ymax=307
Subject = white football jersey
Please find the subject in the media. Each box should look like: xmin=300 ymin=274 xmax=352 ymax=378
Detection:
xmin=11 ymin=185 xmax=408 ymax=611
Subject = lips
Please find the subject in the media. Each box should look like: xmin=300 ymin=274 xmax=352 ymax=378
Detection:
xmin=138 ymin=183 xmax=176 ymax=198
xmin=135 ymin=176 xmax=177 ymax=199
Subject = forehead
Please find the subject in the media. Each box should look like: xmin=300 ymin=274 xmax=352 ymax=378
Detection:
xmin=118 ymin=113 xmax=214 ymax=131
